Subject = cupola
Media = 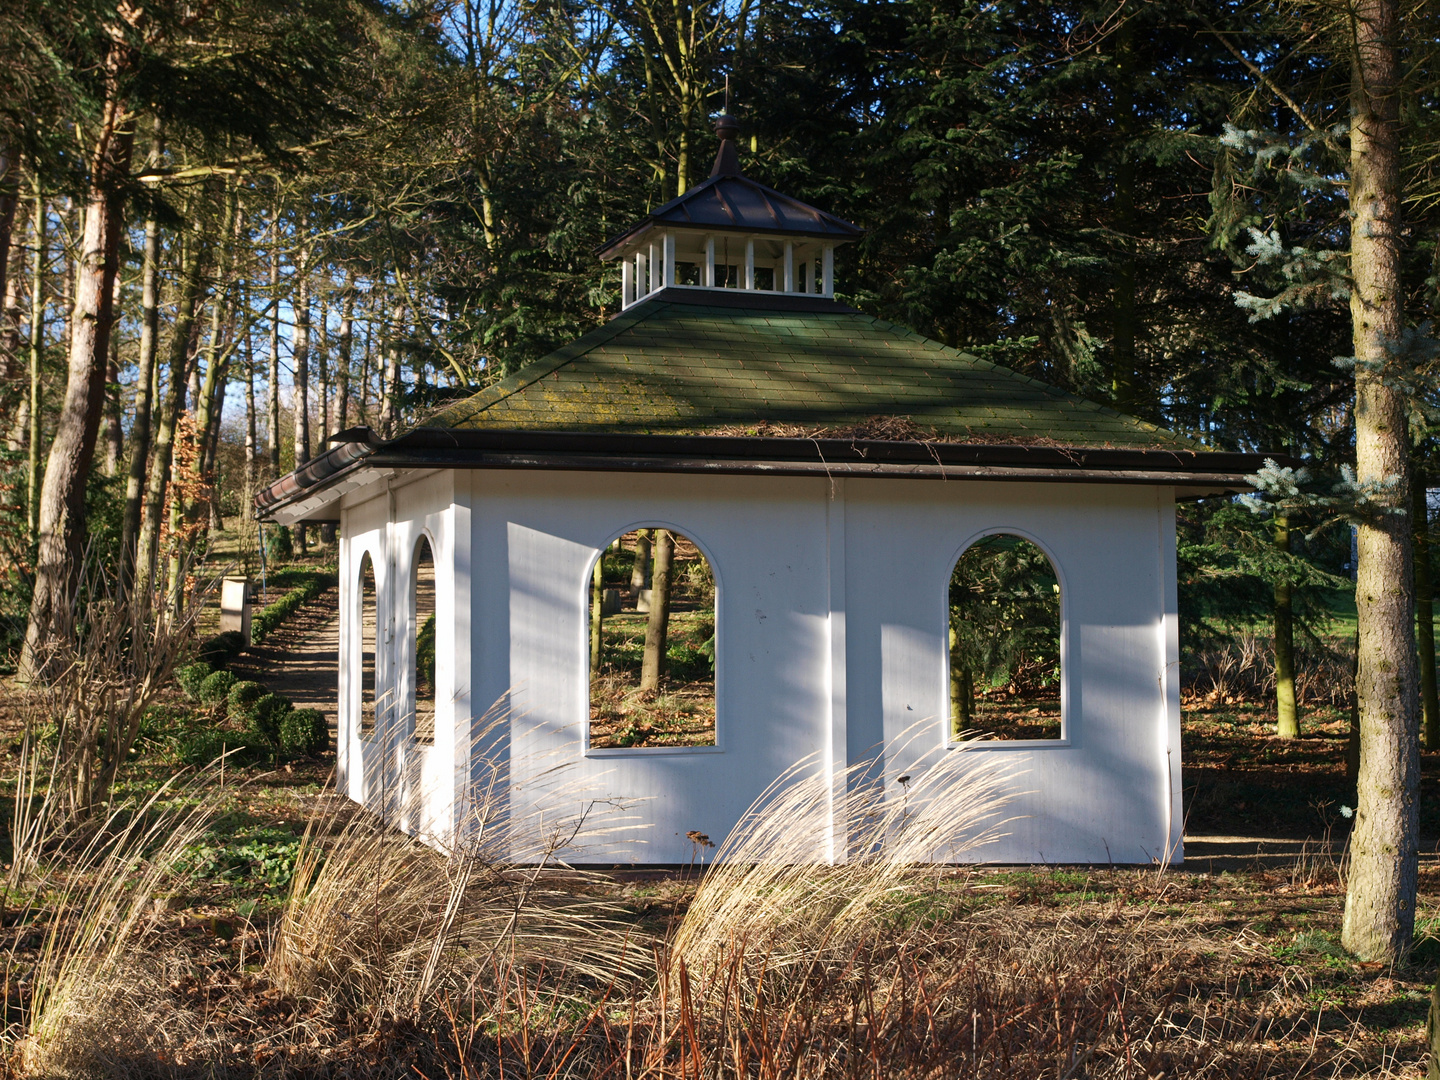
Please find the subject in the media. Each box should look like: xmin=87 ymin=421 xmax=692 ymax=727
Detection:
xmin=598 ymin=114 xmax=863 ymax=310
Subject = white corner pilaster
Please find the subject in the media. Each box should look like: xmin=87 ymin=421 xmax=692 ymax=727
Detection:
xmin=826 ymin=477 xmax=849 ymax=863
xmin=1158 ymin=486 xmax=1182 ymax=865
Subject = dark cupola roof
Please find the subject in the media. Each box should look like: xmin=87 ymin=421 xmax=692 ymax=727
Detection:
xmin=599 ymin=115 xmax=862 ymax=309
xmin=596 ymin=117 xmax=861 ymax=259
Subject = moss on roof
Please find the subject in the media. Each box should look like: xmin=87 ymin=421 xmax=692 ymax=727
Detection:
xmin=424 ymin=297 xmax=1199 ymax=450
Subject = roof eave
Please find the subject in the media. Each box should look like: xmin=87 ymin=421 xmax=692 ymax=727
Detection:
xmin=253 ymin=428 xmax=1275 ymax=522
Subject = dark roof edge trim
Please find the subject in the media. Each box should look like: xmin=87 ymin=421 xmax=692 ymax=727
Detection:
xmin=254 ymin=428 xmax=1277 ymax=520
xmin=617 ymin=288 xmax=860 ymax=315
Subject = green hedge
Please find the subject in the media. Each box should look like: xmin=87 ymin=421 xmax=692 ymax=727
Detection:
xmin=280 ymin=708 xmax=329 ymax=756
xmin=251 ymin=569 xmax=337 ymax=643
xmin=199 ymin=669 xmax=238 ymax=705
xmin=177 ymin=662 xmax=213 ymax=702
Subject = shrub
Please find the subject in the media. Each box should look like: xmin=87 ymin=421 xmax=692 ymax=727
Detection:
xmin=227 ymin=680 xmax=266 ymax=718
xmin=265 ymin=525 xmax=293 ymax=562
xmin=247 ymin=693 xmax=293 ymax=745
xmin=197 ymin=630 xmax=246 ymax=668
xmin=279 ymin=708 xmax=329 ymax=757
xmin=172 ymin=727 xmax=258 ymax=768
xmin=176 ymin=662 xmax=213 ymax=702
xmin=199 ymin=670 xmax=238 ymax=706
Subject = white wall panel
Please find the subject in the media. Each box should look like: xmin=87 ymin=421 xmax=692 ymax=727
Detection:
xmin=340 ymin=467 xmax=1181 ymax=866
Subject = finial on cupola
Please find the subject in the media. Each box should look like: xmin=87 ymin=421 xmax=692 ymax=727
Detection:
xmin=710 ymin=113 xmax=743 ymax=178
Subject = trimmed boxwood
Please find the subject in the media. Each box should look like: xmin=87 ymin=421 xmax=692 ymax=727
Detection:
xmin=227 ymin=680 xmax=266 ymax=718
xmin=247 ymin=693 xmax=293 ymax=744
xmin=176 ymin=662 xmax=214 ymax=702
xmin=279 ymin=708 xmax=329 ymax=757
xmin=199 ymin=669 xmax=238 ymax=706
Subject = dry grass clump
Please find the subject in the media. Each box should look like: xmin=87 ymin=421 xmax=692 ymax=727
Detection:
xmin=268 ymin=780 xmax=648 ymax=1029
xmin=12 ymin=771 xmax=220 ymax=1077
xmin=671 ymin=738 xmax=1018 ymax=978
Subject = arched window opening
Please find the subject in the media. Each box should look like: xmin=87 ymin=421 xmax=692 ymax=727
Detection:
xmin=359 ymin=552 xmax=377 ymax=739
xmin=949 ymin=534 xmax=1062 ymax=741
xmin=411 ymin=537 xmax=437 ymax=745
xmin=589 ymin=529 xmax=716 ymax=748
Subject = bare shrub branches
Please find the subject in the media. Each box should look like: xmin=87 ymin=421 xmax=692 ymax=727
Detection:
xmin=18 ymin=550 xmax=203 ymax=821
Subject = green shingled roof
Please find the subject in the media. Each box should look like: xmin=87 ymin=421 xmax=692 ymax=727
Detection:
xmin=425 ymin=297 xmax=1196 ymax=450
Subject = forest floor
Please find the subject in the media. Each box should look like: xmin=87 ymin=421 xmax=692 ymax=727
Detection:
xmin=0 ymin=572 xmax=1434 ymax=1075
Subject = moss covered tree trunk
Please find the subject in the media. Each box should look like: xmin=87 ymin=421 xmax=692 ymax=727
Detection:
xmin=949 ymin=625 xmax=972 ymax=736
xmin=1341 ymin=0 xmax=1422 ymax=964
xmin=120 ymin=196 xmax=160 ymax=580
xmin=640 ymin=530 xmax=674 ymax=692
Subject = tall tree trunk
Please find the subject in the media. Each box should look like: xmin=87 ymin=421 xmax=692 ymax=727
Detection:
xmin=25 ymin=179 xmax=44 ymax=543
xmin=102 ymin=354 xmax=122 ymax=475
xmin=20 ymin=86 xmax=135 ymax=681
xmin=336 ymin=278 xmax=355 ymax=431
xmin=196 ymin=198 xmax=237 ymax=537
xmin=359 ymin=309 xmax=372 ymax=426
xmin=1274 ymin=514 xmax=1299 ymax=738
xmin=378 ymin=300 xmax=404 ymax=437
xmin=243 ymin=328 xmax=256 ymax=520
xmin=266 ymin=235 xmax=281 ymax=477
xmin=292 ymin=261 xmax=310 ymax=554
xmin=293 ymin=266 xmax=311 ymax=468
xmin=630 ymin=529 xmax=652 ymax=593
xmin=640 ymin=529 xmax=674 ymax=692
xmin=317 ymin=296 xmax=330 ymax=442
xmin=135 ymin=241 xmax=204 ymax=597
xmin=120 ymin=209 xmax=161 ymax=577
xmin=7 ymin=397 xmax=27 ymax=453
xmin=949 ymin=625 xmax=972 ymax=735
xmin=1341 ymin=0 xmax=1420 ymax=964
xmin=1416 ymin=474 xmax=1439 ymax=749
xmin=196 ymin=309 xmax=230 ymax=533
xmin=316 ymin=295 xmax=335 ymax=544
xmin=0 ymin=151 xmax=21 ymax=383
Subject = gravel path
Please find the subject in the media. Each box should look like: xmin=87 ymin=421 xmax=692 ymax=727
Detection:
xmin=228 ymin=588 xmax=340 ymax=730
